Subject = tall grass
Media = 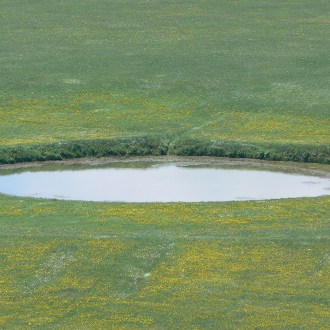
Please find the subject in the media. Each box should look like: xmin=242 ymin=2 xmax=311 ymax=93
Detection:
xmin=0 ymin=137 xmax=329 ymax=164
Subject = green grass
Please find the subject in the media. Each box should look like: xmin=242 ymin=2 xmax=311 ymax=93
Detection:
xmin=0 ymin=195 xmax=329 ymax=328
xmin=1 ymin=0 xmax=330 ymax=328
xmin=0 ymin=0 xmax=330 ymax=149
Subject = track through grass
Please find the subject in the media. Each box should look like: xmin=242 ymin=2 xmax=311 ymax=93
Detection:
xmin=1 ymin=0 xmax=330 ymax=149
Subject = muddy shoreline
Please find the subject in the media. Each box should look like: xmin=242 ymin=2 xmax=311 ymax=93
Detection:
xmin=1 ymin=156 xmax=330 ymax=178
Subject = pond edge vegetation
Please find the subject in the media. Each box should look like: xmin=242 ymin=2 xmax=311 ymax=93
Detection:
xmin=0 ymin=136 xmax=329 ymax=165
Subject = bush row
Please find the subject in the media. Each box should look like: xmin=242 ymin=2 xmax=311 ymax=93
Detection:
xmin=0 ymin=136 xmax=329 ymax=165
xmin=0 ymin=136 xmax=169 ymax=164
xmin=169 ymin=138 xmax=330 ymax=164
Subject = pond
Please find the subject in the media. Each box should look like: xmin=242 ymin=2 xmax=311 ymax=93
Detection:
xmin=0 ymin=161 xmax=329 ymax=202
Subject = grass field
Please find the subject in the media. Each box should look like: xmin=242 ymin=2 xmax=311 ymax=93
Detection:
xmin=1 ymin=0 xmax=330 ymax=148
xmin=0 ymin=0 xmax=330 ymax=328
xmin=1 ymin=195 xmax=329 ymax=328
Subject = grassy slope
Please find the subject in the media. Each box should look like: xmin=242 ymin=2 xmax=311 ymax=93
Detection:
xmin=0 ymin=195 xmax=329 ymax=328
xmin=0 ymin=0 xmax=329 ymax=146
xmin=0 ymin=0 xmax=330 ymax=328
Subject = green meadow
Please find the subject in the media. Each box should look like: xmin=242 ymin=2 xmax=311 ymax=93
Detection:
xmin=0 ymin=0 xmax=330 ymax=328
xmin=1 ymin=0 xmax=330 ymax=150
xmin=1 ymin=196 xmax=329 ymax=328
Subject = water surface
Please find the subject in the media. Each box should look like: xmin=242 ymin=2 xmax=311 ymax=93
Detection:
xmin=0 ymin=163 xmax=329 ymax=202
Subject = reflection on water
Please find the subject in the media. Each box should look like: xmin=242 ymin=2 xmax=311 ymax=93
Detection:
xmin=0 ymin=163 xmax=329 ymax=202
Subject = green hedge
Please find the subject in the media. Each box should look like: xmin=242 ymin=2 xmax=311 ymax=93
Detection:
xmin=169 ymin=138 xmax=330 ymax=164
xmin=0 ymin=136 xmax=169 ymax=164
xmin=0 ymin=136 xmax=329 ymax=165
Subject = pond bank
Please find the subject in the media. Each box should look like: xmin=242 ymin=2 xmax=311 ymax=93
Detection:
xmin=1 ymin=155 xmax=330 ymax=178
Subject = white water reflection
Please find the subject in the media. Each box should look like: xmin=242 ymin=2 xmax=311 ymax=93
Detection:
xmin=0 ymin=164 xmax=329 ymax=202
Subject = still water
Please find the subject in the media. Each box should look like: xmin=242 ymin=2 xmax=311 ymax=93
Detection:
xmin=0 ymin=163 xmax=329 ymax=202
